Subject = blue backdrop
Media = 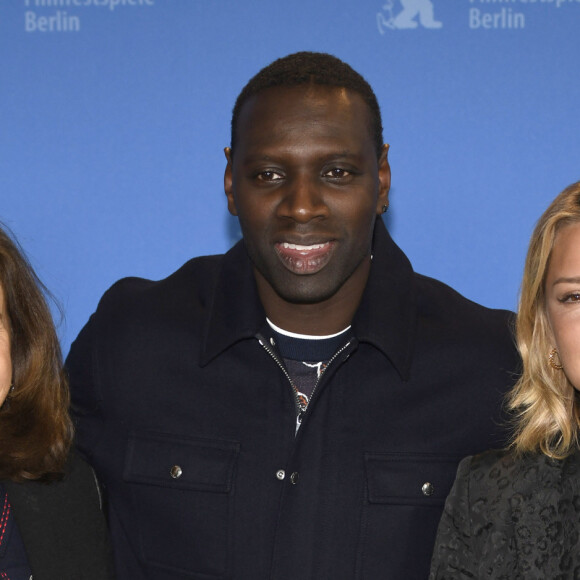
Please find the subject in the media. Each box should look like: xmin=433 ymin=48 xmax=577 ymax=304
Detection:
xmin=2 ymin=0 xmax=579 ymax=351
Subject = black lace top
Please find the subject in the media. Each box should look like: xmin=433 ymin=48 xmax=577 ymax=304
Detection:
xmin=430 ymin=449 xmax=580 ymax=579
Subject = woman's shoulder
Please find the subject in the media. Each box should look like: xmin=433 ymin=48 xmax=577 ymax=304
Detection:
xmin=432 ymin=452 xmax=580 ymax=579
xmin=461 ymin=448 xmax=580 ymax=502
xmin=4 ymin=450 xmax=101 ymax=510
xmin=4 ymin=450 xmax=113 ymax=578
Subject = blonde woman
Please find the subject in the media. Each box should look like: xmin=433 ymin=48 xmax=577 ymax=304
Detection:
xmin=430 ymin=181 xmax=580 ymax=579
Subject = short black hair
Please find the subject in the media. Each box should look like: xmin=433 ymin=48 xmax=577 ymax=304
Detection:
xmin=230 ymin=51 xmax=384 ymax=158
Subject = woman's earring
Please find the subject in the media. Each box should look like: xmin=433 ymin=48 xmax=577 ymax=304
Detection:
xmin=381 ymin=204 xmax=389 ymax=214
xmin=549 ymin=348 xmax=563 ymax=370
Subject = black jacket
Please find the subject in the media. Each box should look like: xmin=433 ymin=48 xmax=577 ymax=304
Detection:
xmin=3 ymin=452 xmax=113 ymax=579
xmin=429 ymin=449 xmax=580 ymax=579
xmin=66 ymin=220 xmax=519 ymax=579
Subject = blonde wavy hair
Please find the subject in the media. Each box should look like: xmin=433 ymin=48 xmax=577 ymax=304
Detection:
xmin=509 ymin=181 xmax=580 ymax=459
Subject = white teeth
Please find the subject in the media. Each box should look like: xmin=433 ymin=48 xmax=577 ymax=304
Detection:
xmin=282 ymin=242 xmax=327 ymax=251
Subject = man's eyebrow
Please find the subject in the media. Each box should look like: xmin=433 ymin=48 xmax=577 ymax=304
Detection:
xmin=321 ymin=150 xmax=360 ymax=159
xmin=240 ymin=154 xmax=278 ymax=162
xmin=552 ymin=276 xmax=580 ymax=286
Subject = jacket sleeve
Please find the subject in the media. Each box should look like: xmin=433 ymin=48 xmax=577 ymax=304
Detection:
xmin=429 ymin=456 xmax=476 ymax=580
xmin=66 ymin=311 xmax=105 ymax=461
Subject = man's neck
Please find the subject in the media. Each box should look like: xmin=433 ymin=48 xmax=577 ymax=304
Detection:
xmin=261 ymin=301 xmax=355 ymax=335
xmin=266 ymin=317 xmax=351 ymax=340
xmin=254 ymin=259 xmax=370 ymax=335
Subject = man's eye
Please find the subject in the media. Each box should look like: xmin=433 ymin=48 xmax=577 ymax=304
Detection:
xmin=324 ymin=168 xmax=351 ymax=179
xmin=256 ymin=171 xmax=283 ymax=182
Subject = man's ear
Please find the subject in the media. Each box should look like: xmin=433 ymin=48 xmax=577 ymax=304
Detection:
xmin=224 ymin=147 xmax=238 ymax=216
xmin=376 ymin=144 xmax=391 ymax=215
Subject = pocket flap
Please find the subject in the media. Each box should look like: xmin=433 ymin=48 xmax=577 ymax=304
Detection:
xmin=123 ymin=431 xmax=240 ymax=492
xmin=365 ymin=453 xmax=462 ymax=506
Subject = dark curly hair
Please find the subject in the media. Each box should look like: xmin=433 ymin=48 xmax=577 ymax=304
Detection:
xmin=230 ymin=51 xmax=384 ymax=159
xmin=0 ymin=224 xmax=73 ymax=481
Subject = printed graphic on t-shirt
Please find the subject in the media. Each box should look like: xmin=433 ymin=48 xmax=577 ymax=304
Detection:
xmin=285 ymin=359 xmax=328 ymax=411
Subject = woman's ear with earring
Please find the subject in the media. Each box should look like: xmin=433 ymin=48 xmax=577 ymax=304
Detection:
xmin=549 ymin=348 xmax=563 ymax=370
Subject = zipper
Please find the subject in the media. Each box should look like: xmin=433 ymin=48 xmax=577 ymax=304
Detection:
xmin=257 ymin=334 xmax=352 ymax=432
xmin=258 ymin=336 xmax=303 ymax=422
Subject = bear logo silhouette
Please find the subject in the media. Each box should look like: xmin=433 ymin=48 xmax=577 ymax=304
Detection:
xmin=377 ymin=0 xmax=442 ymax=32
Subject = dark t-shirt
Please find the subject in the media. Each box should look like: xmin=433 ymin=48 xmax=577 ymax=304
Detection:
xmin=268 ymin=324 xmax=352 ymax=422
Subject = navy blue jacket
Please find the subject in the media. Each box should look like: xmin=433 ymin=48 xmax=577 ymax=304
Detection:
xmin=66 ymin=220 xmax=519 ymax=579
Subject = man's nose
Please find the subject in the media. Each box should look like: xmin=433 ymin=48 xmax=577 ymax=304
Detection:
xmin=277 ymin=174 xmax=329 ymax=222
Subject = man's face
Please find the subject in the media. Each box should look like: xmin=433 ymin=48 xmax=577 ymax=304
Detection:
xmin=225 ymin=85 xmax=390 ymax=307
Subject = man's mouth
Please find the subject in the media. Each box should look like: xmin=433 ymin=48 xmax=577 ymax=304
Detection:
xmin=275 ymin=241 xmax=335 ymax=274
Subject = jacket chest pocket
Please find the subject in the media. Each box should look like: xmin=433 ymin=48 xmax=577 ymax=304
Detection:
xmin=357 ymin=452 xmax=462 ymax=580
xmin=123 ymin=431 xmax=240 ymax=578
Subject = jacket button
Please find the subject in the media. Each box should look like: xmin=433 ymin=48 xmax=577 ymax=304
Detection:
xmin=170 ymin=465 xmax=183 ymax=479
xmin=290 ymin=472 xmax=299 ymax=485
xmin=421 ymin=482 xmax=434 ymax=496
xmin=276 ymin=469 xmax=286 ymax=480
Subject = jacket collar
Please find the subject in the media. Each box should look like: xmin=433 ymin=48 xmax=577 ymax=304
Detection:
xmin=200 ymin=219 xmax=416 ymax=380
xmin=199 ymin=240 xmax=266 ymax=367
xmin=352 ymin=219 xmax=416 ymax=380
